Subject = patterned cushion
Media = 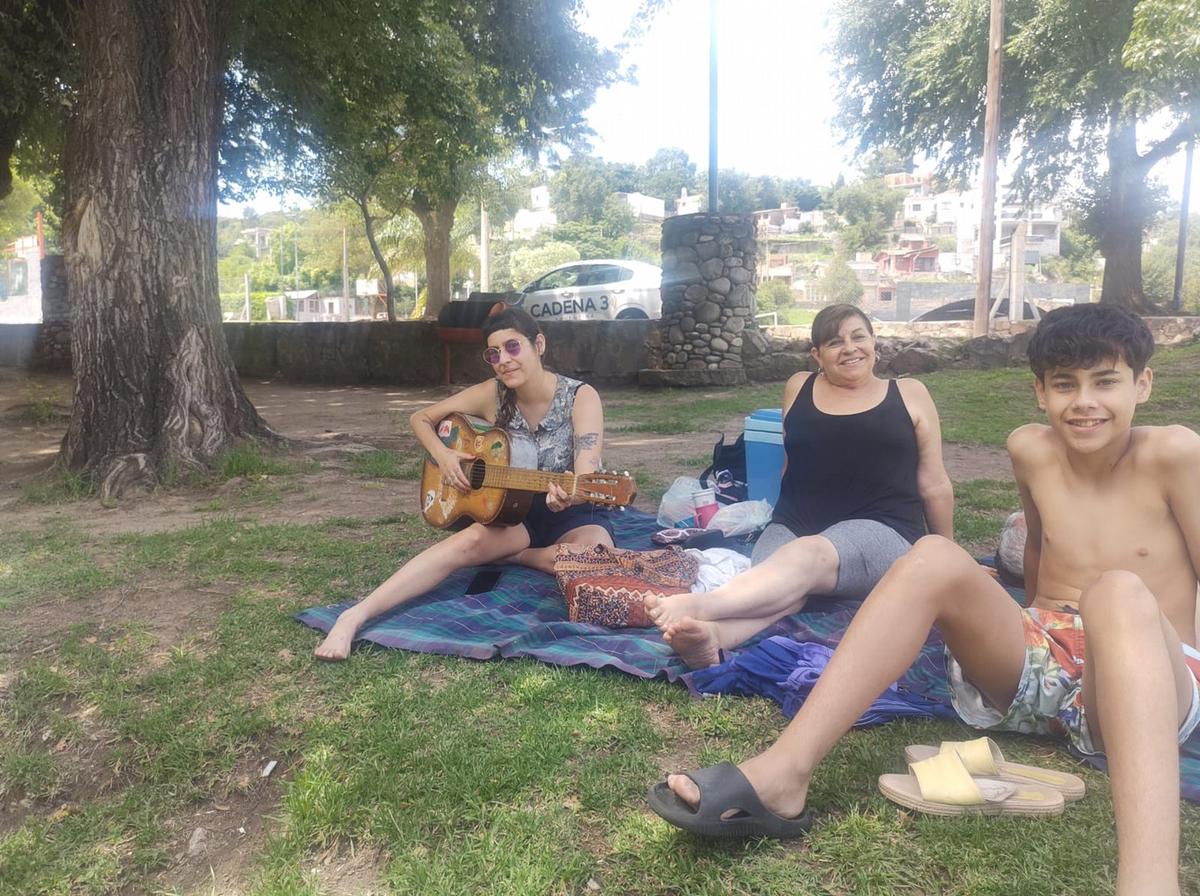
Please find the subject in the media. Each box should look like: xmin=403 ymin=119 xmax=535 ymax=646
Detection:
xmin=553 ymin=544 xmax=699 ymax=628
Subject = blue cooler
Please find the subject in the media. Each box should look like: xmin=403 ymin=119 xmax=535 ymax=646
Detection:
xmin=744 ymin=408 xmax=785 ymax=506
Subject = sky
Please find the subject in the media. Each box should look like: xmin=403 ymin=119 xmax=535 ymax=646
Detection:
xmin=577 ymin=0 xmax=848 ymax=183
xmin=220 ymin=0 xmax=1199 ymax=215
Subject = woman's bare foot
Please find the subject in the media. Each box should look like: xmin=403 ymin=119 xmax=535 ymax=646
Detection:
xmin=313 ymin=613 xmax=361 ymax=661
xmin=667 ymin=749 xmax=811 ymax=821
xmin=662 ymin=617 xmax=723 ymax=669
xmin=645 ymin=591 xmax=706 ymax=629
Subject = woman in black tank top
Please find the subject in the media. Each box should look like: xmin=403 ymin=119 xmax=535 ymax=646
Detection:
xmin=645 ymin=304 xmax=953 ymax=673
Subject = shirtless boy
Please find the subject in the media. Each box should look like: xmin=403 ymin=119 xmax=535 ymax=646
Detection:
xmin=648 ymin=304 xmax=1200 ymax=896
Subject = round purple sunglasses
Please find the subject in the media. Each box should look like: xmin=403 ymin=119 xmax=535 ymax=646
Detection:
xmin=483 ymin=338 xmax=525 ymax=366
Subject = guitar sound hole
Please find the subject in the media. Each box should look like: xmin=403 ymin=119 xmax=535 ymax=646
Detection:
xmin=467 ymin=459 xmax=486 ymax=490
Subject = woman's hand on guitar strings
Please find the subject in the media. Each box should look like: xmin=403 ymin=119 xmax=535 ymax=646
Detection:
xmin=545 ymin=481 xmax=577 ymax=513
xmin=436 ymin=447 xmax=475 ymax=492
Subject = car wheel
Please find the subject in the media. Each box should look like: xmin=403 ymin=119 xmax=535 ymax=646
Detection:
xmin=614 ymin=308 xmax=648 ymax=320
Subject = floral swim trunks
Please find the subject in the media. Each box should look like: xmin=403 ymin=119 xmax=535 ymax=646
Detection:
xmin=946 ymin=607 xmax=1200 ymax=756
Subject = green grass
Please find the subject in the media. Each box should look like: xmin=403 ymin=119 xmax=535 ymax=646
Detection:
xmin=607 ymin=384 xmax=784 ymax=434
xmin=5 ymin=361 xmax=1200 ymax=894
xmin=775 ymin=307 xmax=819 ymax=326
xmin=923 ymin=339 xmax=1200 ymax=447
xmin=348 ymin=449 xmax=422 ymax=480
xmin=218 ymin=442 xmax=299 ymax=479
xmin=17 ymin=467 xmax=97 ymax=506
xmin=604 ymin=338 xmax=1200 ymax=446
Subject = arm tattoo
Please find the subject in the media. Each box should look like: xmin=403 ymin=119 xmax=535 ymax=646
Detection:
xmin=574 ymin=431 xmax=600 ymax=456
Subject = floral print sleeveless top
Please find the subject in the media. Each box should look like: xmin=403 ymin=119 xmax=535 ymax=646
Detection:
xmin=496 ymin=374 xmax=582 ymax=473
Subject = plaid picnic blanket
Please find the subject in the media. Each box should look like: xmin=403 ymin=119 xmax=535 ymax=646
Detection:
xmin=297 ymin=510 xmax=699 ymax=681
xmin=296 ymin=511 xmax=1200 ymax=801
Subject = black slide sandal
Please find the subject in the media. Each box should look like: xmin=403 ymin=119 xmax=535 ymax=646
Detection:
xmin=647 ymin=762 xmax=813 ymax=840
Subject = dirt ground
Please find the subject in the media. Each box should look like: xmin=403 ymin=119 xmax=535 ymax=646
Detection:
xmin=0 ymin=369 xmax=1012 ymax=531
xmin=0 ymin=368 xmax=1012 ymax=894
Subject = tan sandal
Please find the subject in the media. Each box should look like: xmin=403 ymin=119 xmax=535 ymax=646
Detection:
xmin=904 ymin=737 xmax=1085 ymax=802
xmin=879 ymin=751 xmax=1065 ymax=817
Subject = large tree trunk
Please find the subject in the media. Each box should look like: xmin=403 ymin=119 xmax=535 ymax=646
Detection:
xmin=412 ymin=192 xmax=458 ymax=319
xmin=1098 ymin=116 xmax=1158 ymax=313
xmin=62 ymin=0 xmax=274 ymax=497
xmin=357 ymin=197 xmax=396 ymax=321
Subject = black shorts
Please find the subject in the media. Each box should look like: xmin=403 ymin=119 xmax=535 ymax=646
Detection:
xmin=520 ymin=494 xmax=616 ymax=549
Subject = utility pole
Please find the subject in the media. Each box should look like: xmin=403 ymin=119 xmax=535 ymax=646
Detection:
xmin=243 ymin=272 xmax=251 ymax=321
xmin=707 ymin=0 xmax=718 ymax=215
xmin=342 ymin=226 xmax=350 ymax=321
xmin=975 ymin=0 xmax=1005 ymax=337
xmin=480 ymin=202 xmax=491 ymax=291
xmin=1008 ymin=220 xmax=1026 ymax=323
xmin=1173 ymin=138 xmax=1194 ymax=313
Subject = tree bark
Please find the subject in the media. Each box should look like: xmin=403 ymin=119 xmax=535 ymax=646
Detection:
xmin=357 ymin=197 xmax=396 ymax=321
xmin=62 ymin=0 xmax=274 ymax=496
xmin=412 ymin=191 xmax=458 ymax=319
xmin=1098 ymin=116 xmax=1159 ymax=313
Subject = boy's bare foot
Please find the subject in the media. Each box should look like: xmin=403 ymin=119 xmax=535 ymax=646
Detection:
xmin=667 ymin=749 xmax=811 ymax=821
xmin=662 ymin=617 xmax=722 ymax=669
xmin=644 ymin=591 xmax=705 ymax=629
xmin=314 ymin=615 xmax=359 ymax=661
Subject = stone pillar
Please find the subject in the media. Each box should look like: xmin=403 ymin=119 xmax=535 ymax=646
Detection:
xmin=640 ymin=213 xmax=756 ymax=386
xmin=34 ymin=255 xmax=72 ymax=371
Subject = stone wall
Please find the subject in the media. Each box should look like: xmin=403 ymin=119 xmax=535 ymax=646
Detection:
xmin=651 ymin=213 xmax=756 ymax=386
xmin=223 ymin=318 xmax=655 ymax=385
xmin=5 ymin=312 xmax=1197 ymax=385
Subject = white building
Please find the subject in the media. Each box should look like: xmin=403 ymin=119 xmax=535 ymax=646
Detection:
xmin=675 ymin=187 xmax=703 ymax=216
xmin=508 ymin=186 xmax=558 ymax=239
xmin=754 ymin=204 xmax=831 ymax=235
xmin=915 ymin=187 xmax=1063 ymax=274
xmin=0 ymin=235 xmax=43 ymax=324
xmin=617 ymin=191 xmax=665 ymax=220
xmin=239 ymin=227 xmax=273 ymax=259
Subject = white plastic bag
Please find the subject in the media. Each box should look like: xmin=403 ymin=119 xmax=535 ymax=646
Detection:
xmin=657 ymin=476 xmax=704 ymax=528
xmin=706 ymin=500 xmax=773 ymax=537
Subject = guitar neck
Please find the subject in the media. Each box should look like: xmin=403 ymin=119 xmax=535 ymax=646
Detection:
xmin=477 ymin=464 xmax=576 ymax=496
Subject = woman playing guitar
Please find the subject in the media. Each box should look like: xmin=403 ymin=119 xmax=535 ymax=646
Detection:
xmin=314 ymin=307 xmax=616 ymax=661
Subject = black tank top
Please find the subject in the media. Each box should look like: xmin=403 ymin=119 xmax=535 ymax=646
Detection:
xmin=771 ymin=374 xmax=926 ymax=544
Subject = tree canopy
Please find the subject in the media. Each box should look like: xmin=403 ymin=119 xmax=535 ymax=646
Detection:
xmin=241 ymin=0 xmax=619 ymax=318
xmin=2 ymin=0 xmax=622 ymax=488
xmin=832 ymin=0 xmax=1200 ymax=310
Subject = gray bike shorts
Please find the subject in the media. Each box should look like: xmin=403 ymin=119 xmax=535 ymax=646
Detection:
xmin=750 ymin=519 xmax=914 ymax=599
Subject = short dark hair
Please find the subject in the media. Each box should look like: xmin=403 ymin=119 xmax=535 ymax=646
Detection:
xmin=1026 ymin=304 xmax=1154 ymax=379
xmin=482 ymin=306 xmax=541 ymax=343
xmin=810 ymin=303 xmax=874 ymax=348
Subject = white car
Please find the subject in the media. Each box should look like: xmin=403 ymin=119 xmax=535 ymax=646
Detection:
xmin=519 ymin=259 xmax=662 ymax=321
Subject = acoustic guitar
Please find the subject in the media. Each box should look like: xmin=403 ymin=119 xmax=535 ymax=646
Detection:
xmin=420 ymin=412 xmax=638 ymax=530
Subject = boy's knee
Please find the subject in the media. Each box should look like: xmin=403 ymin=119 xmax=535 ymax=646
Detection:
xmin=902 ymin=535 xmax=968 ymax=575
xmin=1079 ymin=570 xmax=1157 ymax=630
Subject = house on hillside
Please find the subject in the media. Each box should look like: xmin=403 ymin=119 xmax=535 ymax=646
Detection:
xmin=875 ymin=242 xmax=940 ymax=276
xmin=617 ymin=191 xmax=665 ymax=221
xmin=508 ymin=186 xmax=558 ymax=239
xmin=238 ymin=227 xmax=273 ymax=259
xmin=883 ymin=171 xmax=933 ymax=195
xmin=753 ymin=204 xmax=831 ymax=236
xmin=263 ymin=288 xmax=386 ymax=322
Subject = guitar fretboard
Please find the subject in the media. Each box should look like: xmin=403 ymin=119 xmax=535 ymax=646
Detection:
xmin=475 ymin=464 xmax=577 ymax=495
